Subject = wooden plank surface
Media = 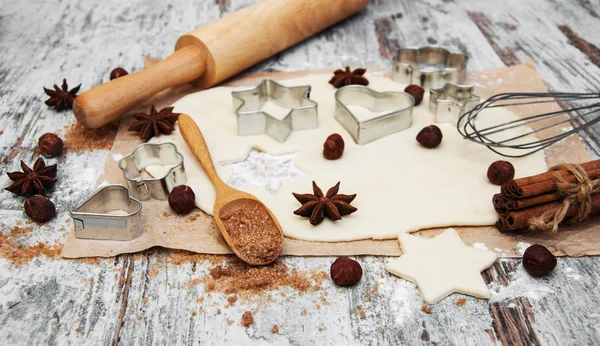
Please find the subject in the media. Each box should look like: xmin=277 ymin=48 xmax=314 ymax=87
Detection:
xmin=1 ymin=0 xmax=600 ymax=345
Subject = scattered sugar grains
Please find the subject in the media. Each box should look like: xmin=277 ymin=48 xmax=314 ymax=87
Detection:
xmin=241 ymin=311 xmax=254 ymax=327
xmin=227 ymin=294 xmax=238 ymax=306
xmin=271 ymin=325 xmax=279 ymax=334
xmin=0 ymin=225 xmax=61 ymax=267
xmin=421 ymin=305 xmax=432 ymax=314
xmin=63 ymin=121 xmax=118 ymax=152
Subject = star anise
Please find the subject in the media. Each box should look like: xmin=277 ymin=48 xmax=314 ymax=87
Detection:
xmin=293 ymin=181 xmax=357 ymax=225
xmin=6 ymin=158 xmax=57 ymax=197
xmin=328 ymin=67 xmax=369 ymax=89
xmin=43 ymin=79 xmax=81 ymax=111
xmin=128 ymin=106 xmax=180 ymax=141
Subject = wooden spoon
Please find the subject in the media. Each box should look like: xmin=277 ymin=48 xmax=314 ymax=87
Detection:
xmin=178 ymin=114 xmax=283 ymax=265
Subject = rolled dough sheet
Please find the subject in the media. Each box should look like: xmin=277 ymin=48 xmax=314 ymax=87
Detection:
xmin=147 ymin=74 xmax=547 ymax=242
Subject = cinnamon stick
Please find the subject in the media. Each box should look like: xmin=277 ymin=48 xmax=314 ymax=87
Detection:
xmin=492 ymin=193 xmax=507 ymax=213
xmin=500 ymin=184 xmax=516 ymax=199
xmin=495 ymin=218 xmax=507 ymax=232
xmin=511 ymin=160 xmax=600 ymax=187
xmin=505 ymin=191 xmax=563 ymax=210
xmin=507 ymin=162 xmax=600 ymax=198
xmin=497 ymin=193 xmax=600 ymax=232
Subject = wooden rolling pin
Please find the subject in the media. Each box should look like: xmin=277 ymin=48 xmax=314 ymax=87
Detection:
xmin=73 ymin=0 xmax=370 ymax=128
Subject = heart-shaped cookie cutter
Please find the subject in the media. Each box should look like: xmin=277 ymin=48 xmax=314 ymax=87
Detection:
xmin=429 ymin=82 xmax=480 ymax=125
xmin=232 ymin=79 xmax=319 ymax=142
xmin=70 ymin=184 xmax=143 ymax=241
xmin=392 ymin=47 xmax=468 ymax=89
xmin=118 ymin=142 xmax=187 ymax=201
xmin=334 ymin=86 xmax=414 ymax=145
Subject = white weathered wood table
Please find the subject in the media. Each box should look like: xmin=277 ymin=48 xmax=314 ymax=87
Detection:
xmin=1 ymin=0 xmax=600 ymax=344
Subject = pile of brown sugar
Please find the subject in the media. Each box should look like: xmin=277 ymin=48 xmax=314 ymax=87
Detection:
xmin=219 ymin=199 xmax=282 ymax=264
xmin=63 ymin=121 xmax=118 ymax=152
xmin=198 ymin=259 xmax=324 ymax=297
xmin=188 ymin=256 xmax=329 ymax=305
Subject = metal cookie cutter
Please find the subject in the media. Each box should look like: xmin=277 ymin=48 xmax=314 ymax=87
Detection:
xmin=334 ymin=86 xmax=414 ymax=145
xmin=392 ymin=47 xmax=468 ymax=89
xmin=70 ymin=185 xmax=143 ymax=241
xmin=118 ymin=142 xmax=187 ymax=201
xmin=429 ymin=82 xmax=480 ymax=125
xmin=231 ymin=79 xmax=318 ymax=142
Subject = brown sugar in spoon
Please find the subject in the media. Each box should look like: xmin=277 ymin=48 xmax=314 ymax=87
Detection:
xmin=178 ymin=114 xmax=283 ymax=265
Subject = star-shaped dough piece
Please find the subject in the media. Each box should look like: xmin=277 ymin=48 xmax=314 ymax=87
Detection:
xmin=386 ymin=228 xmax=497 ymax=304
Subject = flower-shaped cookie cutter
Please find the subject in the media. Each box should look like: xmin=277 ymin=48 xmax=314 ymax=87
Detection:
xmin=118 ymin=142 xmax=187 ymax=201
xmin=392 ymin=47 xmax=468 ymax=89
xmin=70 ymin=184 xmax=143 ymax=241
xmin=232 ymin=79 xmax=318 ymax=142
xmin=334 ymin=86 xmax=414 ymax=145
xmin=429 ymin=82 xmax=480 ymax=125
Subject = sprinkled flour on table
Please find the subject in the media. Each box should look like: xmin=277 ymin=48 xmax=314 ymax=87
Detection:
xmin=517 ymin=242 xmax=533 ymax=255
xmin=564 ymin=267 xmax=582 ymax=280
xmin=489 ymin=260 xmax=555 ymax=303
xmin=473 ymin=242 xmax=489 ymax=250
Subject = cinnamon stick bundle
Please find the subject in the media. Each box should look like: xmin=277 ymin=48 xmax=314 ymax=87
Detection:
xmin=496 ymin=193 xmax=600 ymax=232
xmin=494 ymin=160 xmax=600 ymax=232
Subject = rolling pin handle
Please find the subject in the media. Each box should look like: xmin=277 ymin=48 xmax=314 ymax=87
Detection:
xmin=73 ymin=45 xmax=206 ymax=129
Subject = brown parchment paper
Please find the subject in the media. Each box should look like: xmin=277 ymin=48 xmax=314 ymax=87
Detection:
xmin=61 ymin=60 xmax=600 ymax=259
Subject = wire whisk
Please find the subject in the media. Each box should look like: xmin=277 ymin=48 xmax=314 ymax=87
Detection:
xmin=457 ymin=92 xmax=600 ymax=158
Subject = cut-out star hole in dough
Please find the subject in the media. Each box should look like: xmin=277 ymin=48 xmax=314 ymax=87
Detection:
xmin=224 ymin=150 xmax=306 ymax=194
xmin=386 ymin=228 xmax=497 ymax=304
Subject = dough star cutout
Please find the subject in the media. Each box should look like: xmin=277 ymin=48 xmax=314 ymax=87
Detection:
xmin=386 ymin=228 xmax=497 ymax=304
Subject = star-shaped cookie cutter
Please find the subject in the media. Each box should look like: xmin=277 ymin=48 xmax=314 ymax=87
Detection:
xmin=232 ymin=79 xmax=318 ymax=142
xmin=429 ymin=83 xmax=480 ymax=125
xmin=334 ymin=85 xmax=414 ymax=145
xmin=392 ymin=47 xmax=468 ymax=89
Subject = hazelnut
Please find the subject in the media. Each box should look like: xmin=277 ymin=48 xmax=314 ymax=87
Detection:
xmin=522 ymin=244 xmax=557 ymax=277
xmin=38 ymin=133 xmax=64 ymax=158
xmin=24 ymin=195 xmax=56 ymax=223
xmin=416 ymin=125 xmax=443 ymax=148
xmin=110 ymin=67 xmax=129 ymax=80
xmin=323 ymin=133 xmax=345 ymax=160
xmin=168 ymin=185 xmax=196 ymax=214
xmin=487 ymin=160 xmax=515 ymax=185
xmin=330 ymin=256 xmax=362 ymax=286
xmin=404 ymin=85 xmax=425 ymax=106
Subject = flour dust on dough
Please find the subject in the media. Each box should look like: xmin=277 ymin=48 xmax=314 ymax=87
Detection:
xmin=148 ymin=74 xmax=547 ymax=242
